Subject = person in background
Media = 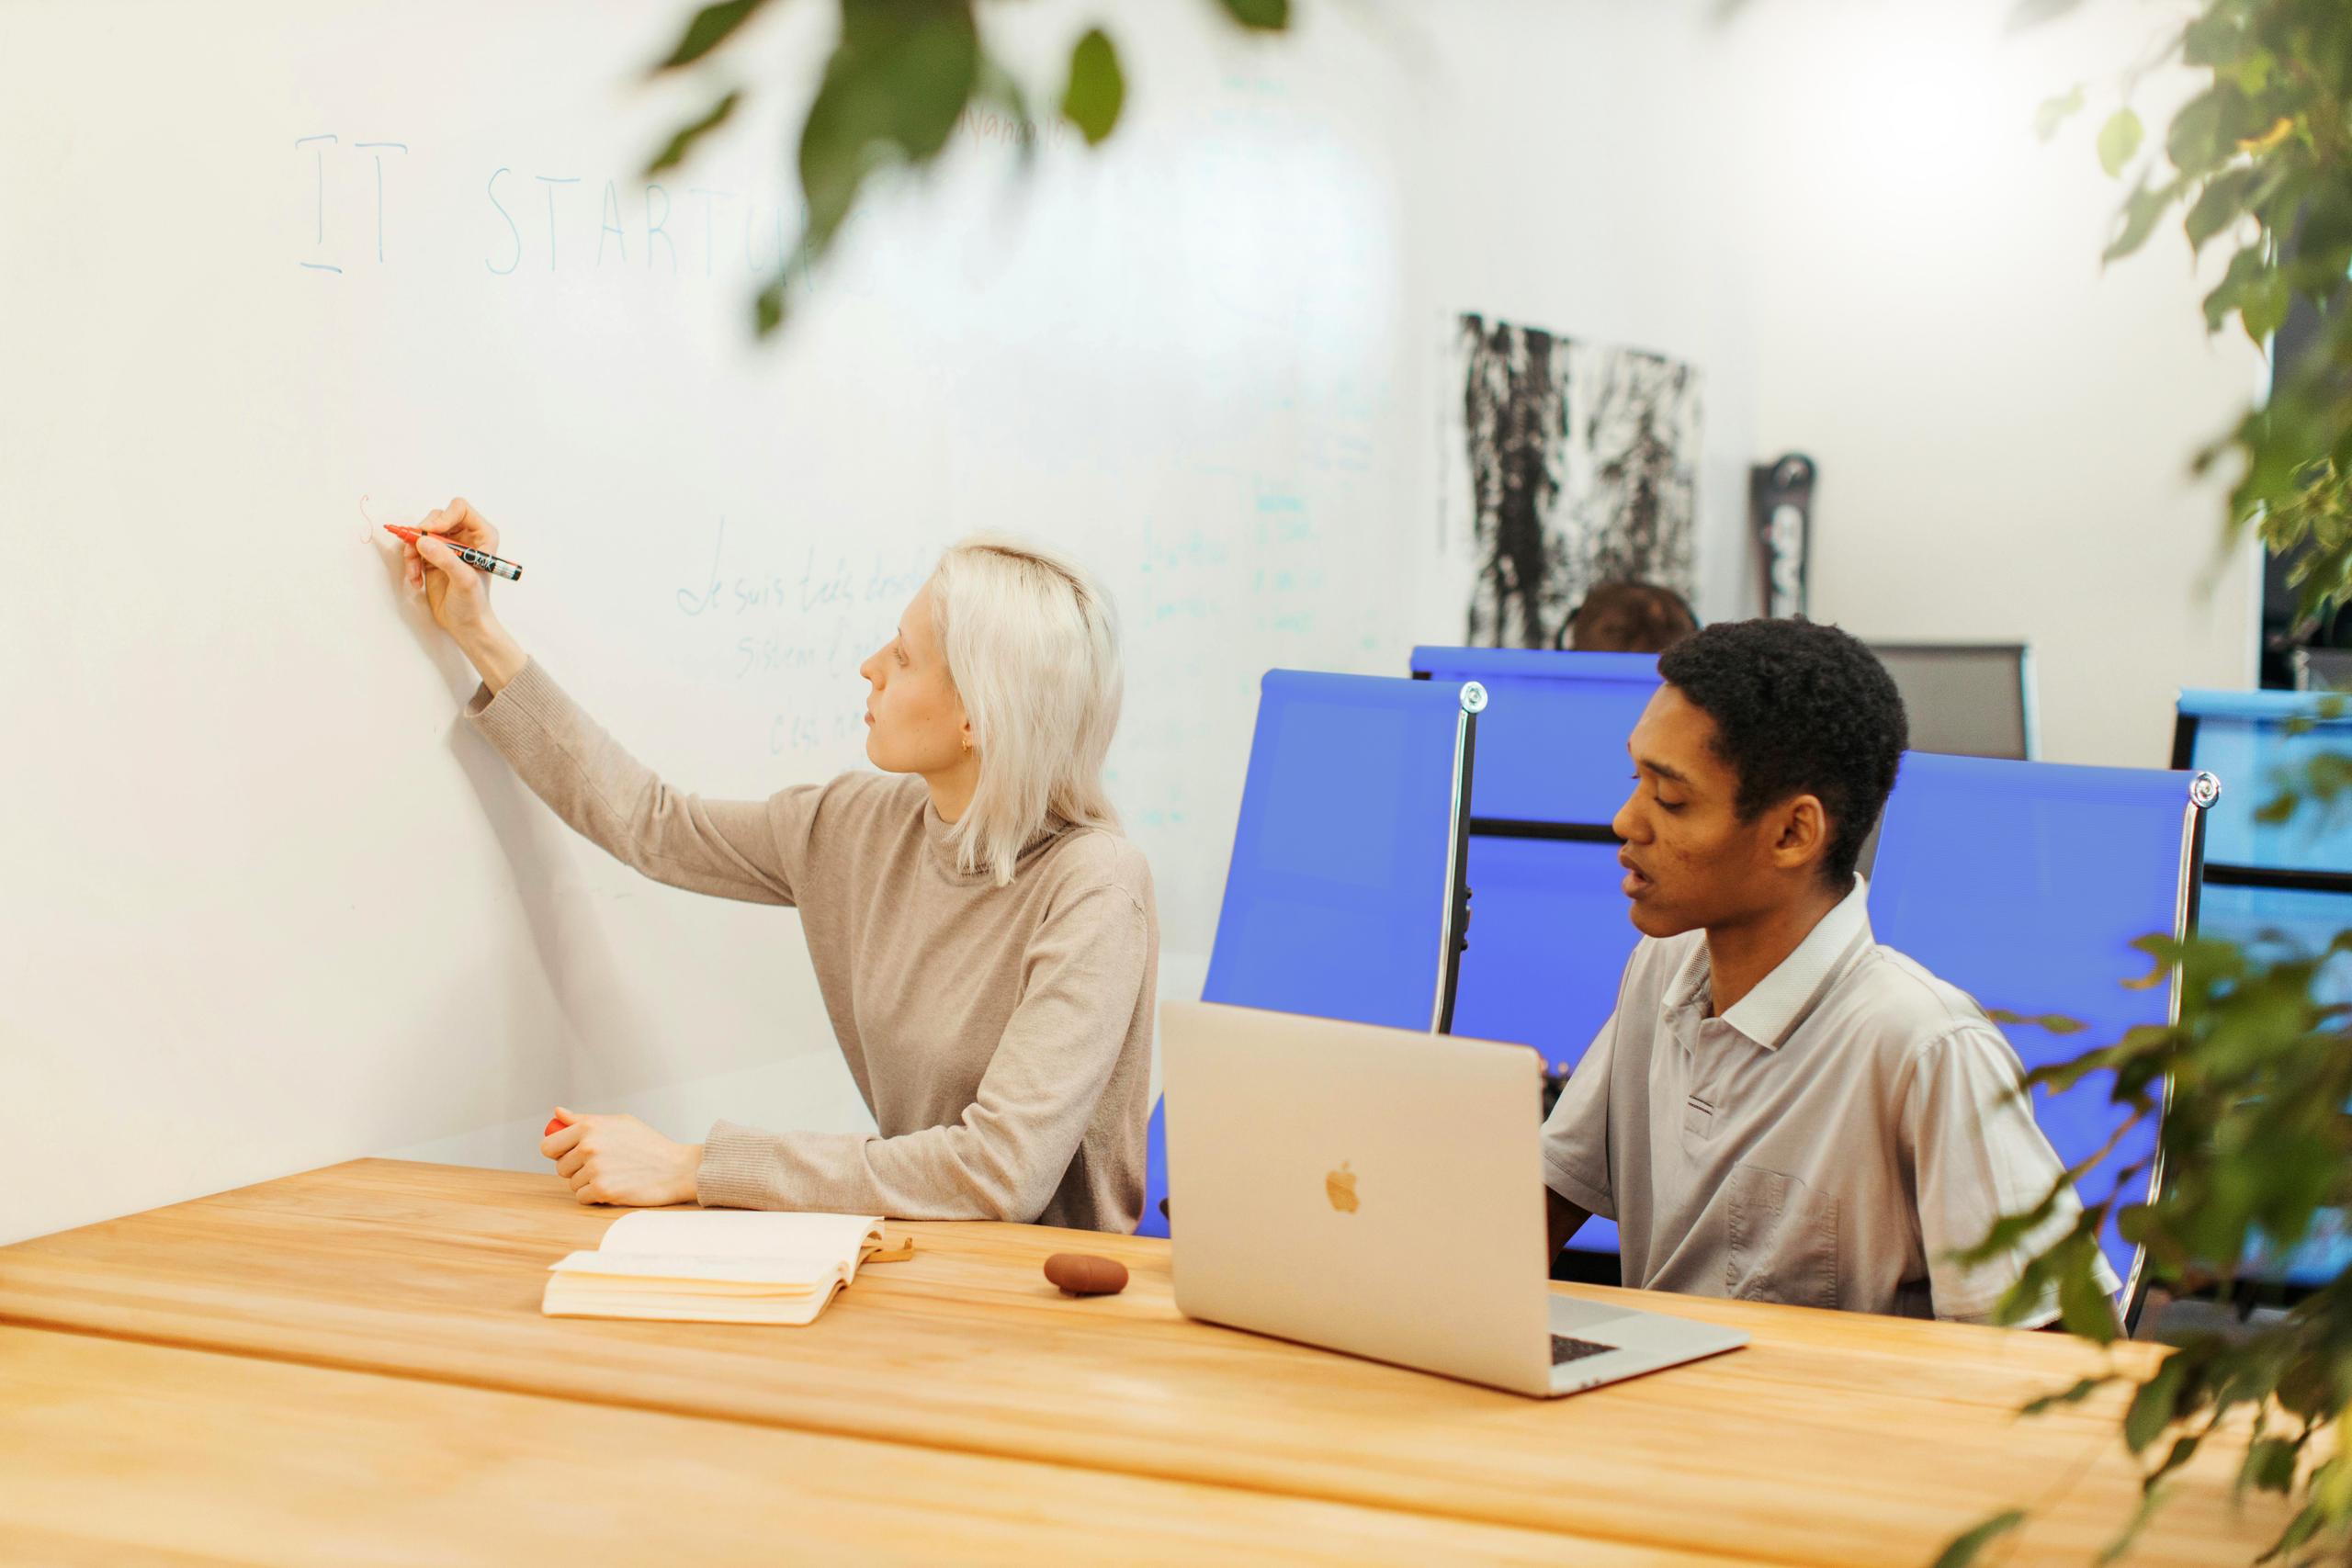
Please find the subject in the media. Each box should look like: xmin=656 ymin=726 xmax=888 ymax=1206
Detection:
xmin=1542 ymin=617 xmax=2113 ymax=1325
xmin=1562 ymin=581 xmax=1700 ymax=654
xmin=398 ymin=500 xmax=1156 ymax=1232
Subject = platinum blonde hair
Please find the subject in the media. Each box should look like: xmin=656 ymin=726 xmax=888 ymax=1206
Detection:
xmin=930 ymin=536 xmax=1124 ymax=885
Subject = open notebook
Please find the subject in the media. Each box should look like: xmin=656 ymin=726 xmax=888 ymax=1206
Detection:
xmin=542 ymin=1210 xmax=910 ymax=1325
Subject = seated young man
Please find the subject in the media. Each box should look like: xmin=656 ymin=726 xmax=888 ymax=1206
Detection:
xmin=1542 ymin=618 xmax=2116 ymax=1325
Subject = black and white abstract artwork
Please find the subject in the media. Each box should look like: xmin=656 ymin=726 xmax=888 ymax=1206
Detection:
xmin=1442 ymin=313 xmax=1702 ymax=648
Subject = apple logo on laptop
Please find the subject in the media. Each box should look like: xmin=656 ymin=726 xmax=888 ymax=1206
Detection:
xmin=1325 ymin=1161 xmax=1360 ymax=1213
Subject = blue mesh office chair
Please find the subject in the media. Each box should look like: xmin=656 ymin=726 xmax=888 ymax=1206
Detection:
xmin=2175 ymin=691 xmax=2352 ymax=888
xmin=1409 ymin=648 xmax=1661 ymax=824
xmin=1408 ymin=647 xmax=1664 ymax=1261
xmin=1869 ymin=752 xmax=2217 ymax=1317
xmin=2175 ymin=690 xmax=2352 ymax=1287
xmin=1136 ymin=671 xmax=1484 ymax=1238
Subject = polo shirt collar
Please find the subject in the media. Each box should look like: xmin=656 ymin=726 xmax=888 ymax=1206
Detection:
xmin=1667 ymin=876 xmax=1876 ymax=1050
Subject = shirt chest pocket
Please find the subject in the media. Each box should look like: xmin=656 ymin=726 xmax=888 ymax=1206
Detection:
xmin=1724 ymin=1164 xmax=1839 ymax=1312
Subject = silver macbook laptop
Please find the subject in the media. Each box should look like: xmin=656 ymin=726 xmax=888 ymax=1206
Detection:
xmin=1160 ymin=999 xmax=1748 ymax=1398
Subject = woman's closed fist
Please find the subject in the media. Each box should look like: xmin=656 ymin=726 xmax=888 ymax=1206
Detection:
xmin=541 ymin=1107 xmax=702 ymax=1208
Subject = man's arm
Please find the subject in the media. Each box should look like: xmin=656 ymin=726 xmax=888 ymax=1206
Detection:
xmin=1546 ymin=1187 xmax=1589 ymax=1260
xmin=1904 ymin=1025 xmax=2123 ymax=1329
xmin=1541 ymin=977 xmax=1634 ymax=1269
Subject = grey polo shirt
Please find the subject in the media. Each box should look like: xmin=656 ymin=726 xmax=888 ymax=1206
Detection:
xmin=1541 ymin=878 xmax=2118 ymax=1324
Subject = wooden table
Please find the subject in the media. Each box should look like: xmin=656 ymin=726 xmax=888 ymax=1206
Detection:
xmin=0 ymin=1159 xmax=2294 ymax=1564
xmin=0 ymin=1327 xmax=1654 ymax=1566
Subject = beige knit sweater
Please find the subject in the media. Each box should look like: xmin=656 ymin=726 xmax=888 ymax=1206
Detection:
xmin=466 ymin=662 xmax=1157 ymax=1233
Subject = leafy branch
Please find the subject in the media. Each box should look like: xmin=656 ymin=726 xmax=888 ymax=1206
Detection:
xmin=2033 ymin=0 xmax=2352 ymax=619
xmin=1943 ymin=920 xmax=2352 ymax=1562
xmin=641 ymin=0 xmax=1291 ymax=336
xmin=1936 ymin=5 xmax=2352 ymax=1561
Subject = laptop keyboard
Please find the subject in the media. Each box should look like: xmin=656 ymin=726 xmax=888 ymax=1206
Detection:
xmin=1550 ymin=1334 xmax=1618 ymax=1366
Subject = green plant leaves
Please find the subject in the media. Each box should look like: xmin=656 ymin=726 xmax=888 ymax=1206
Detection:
xmin=2005 ymin=0 xmax=2086 ymax=31
xmin=2245 ymin=1437 xmax=2302 ymax=1495
xmin=654 ymin=0 xmax=772 ymax=72
xmin=2166 ymin=85 xmax=2234 ymax=179
xmin=2059 ymin=1243 xmax=2120 ymax=1343
xmin=2037 ymin=85 xmax=2086 ymax=142
xmin=1953 ymin=1173 xmax=2069 ymax=1267
xmin=2095 ymin=1480 xmax=2176 ymax=1567
xmin=1998 ymin=15 xmax=2352 ymax=1555
xmin=1215 ymin=0 xmax=1290 ymax=28
xmin=797 ymin=0 xmax=982 ymax=258
xmin=1988 ymin=1008 xmax=2088 ymax=1035
xmin=2180 ymin=9 xmax=2246 ymax=69
xmin=2098 ymin=107 xmax=2143 ymax=177
xmin=1932 ymin=1509 xmax=2026 ymax=1568
xmin=649 ymin=0 xmax=1292 ymax=343
xmin=2104 ymin=177 xmax=2181 ymax=264
xmin=2203 ymin=243 xmax=2268 ymax=333
xmin=2184 ymin=165 xmax=2256 ymax=252
xmin=2290 ymin=191 xmax=2352 ymax=295
xmin=2262 ymin=1496 xmax=2328 ymax=1562
xmin=2124 ymin=1354 xmax=2189 ymax=1454
xmin=645 ymin=89 xmax=741 ymax=176
xmin=2020 ymin=1374 xmax=2118 ymax=1416
xmin=738 ymin=0 xmax=983 ymax=336
xmin=2272 ymin=1351 xmax=2339 ymax=1424
xmin=2240 ymin=271 xmax=2291 ymax=347
xmin=1060 ymin=28 xmax=1125 ymax=146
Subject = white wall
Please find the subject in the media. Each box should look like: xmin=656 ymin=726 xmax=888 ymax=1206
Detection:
xmin=1360 ymin=0 xmax=2261 ymax=770
xmin=1398 ymin=0 xmax=1764 ymax=631
xmin=1 ymin=0 xmax=1772 ymax=1238
xmin=1709 ymin=0 xmax=2265 ymax=767
xmin=1 ymin=0 xmax=2268 ymax=1238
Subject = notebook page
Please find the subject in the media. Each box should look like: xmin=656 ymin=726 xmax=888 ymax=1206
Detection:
xmin=546 ymin=1252 xmax=853 ymax=1284
xmin=594 ymin=1210 xmax=882 ymax=1261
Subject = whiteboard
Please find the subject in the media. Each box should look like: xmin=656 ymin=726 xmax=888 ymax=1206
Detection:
xmin=0 ymin=0 xmax=1747 ymax=1244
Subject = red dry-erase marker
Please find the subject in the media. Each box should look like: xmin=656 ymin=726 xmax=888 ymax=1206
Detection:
xmin=384 ymin=523 xmax=524 ymax=582
xmin=544 ymin=1114 xmax=570 ymax=1138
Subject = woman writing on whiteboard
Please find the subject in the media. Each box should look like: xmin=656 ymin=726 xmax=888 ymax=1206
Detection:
xmin=400 ymin=499 xmax=1157 ymax=1233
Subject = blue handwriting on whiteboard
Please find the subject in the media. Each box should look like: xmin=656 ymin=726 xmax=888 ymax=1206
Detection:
xmin=296 ymin=133 xmax=405 ymax=274
xmin=485 ymin=169 xmax=795 ymax=279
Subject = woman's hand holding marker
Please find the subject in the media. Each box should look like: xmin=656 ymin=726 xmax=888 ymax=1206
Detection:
xmin=539 ymin=1106 xmax=704 ymax=1207
xmin=397 ymin=495 xmax=531 ymax=694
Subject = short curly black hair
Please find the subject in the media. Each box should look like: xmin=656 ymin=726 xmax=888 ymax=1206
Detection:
xmin=1655 ymin=619 xmax=1907 ymax=886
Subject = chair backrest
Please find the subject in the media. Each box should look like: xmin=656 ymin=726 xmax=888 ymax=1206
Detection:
xmin=1409 ymin=647 xmax=1660 ymax=824
xmin=2174 ymin=690 xmax=2352 ymax=881
xmin=1136 ymin=670 xmax=1483 ymax=1238
xmin=2174 ymin=690 xmax=2352 ymax=1287
xmin=1405 ymin=647 xmax=1656 ymax=1071
xmin=1869 ymin=643 xmax=2037 ymax=760
xmin=1452 ymin=836 xmax=1634 ymax=1077
xmin=1408 ymin=647 xmax=1662 ymax=1262
xmin=1199 ymin=671 xmax=1484 ymax=1028
xmin=1869 ymin=751 xmax=2215 ymax=1309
